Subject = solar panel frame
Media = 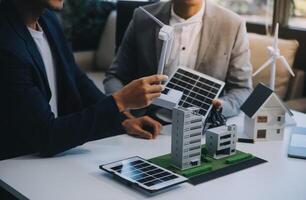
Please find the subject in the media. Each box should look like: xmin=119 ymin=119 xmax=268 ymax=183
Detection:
xmin=164 ymin=66 xmax=225 ymax=119
xmin=100 ymin=156 xmax=187 ymax=193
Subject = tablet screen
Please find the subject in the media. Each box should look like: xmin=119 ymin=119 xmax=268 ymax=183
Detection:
xmin=100 ymin=156 xmax=188 ymax=193
xmin=290 ymin=134 xmax=306 ymax=148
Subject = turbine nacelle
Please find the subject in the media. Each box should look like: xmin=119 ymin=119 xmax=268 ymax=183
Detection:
xmin=267 ymin=46 xmax=280 ymax=58
xmin=158 ymin=25 xmax=174 ymax=41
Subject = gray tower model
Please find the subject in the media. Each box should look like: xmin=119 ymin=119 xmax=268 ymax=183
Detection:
xmin=206 ymin=124 xmax=237 ymax=159
xmin=171 ymin=107 xmax=203 ymax=170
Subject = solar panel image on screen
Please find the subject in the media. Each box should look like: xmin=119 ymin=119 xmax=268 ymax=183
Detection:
xmin=100 ymin=157 xmax=187 ymax=193
xmin=164 ymin=67 xmax=225 ymax=118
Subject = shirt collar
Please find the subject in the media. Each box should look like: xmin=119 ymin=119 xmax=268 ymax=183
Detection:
xmin=170 ymin=1 xmax=205 ymax=23
xmin=27 ymin=23 xmax=44 ymax=39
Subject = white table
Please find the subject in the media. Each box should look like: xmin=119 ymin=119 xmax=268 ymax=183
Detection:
xmin=1 ymin=111 xmax=306 ymax=200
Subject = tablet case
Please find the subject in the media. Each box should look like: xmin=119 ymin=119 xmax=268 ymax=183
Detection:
xmin=288 ymin=127 xmax=306 ymax=159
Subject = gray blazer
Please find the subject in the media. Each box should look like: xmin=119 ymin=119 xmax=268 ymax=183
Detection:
xmin=104 ymin=0 xmax=253 ymax=117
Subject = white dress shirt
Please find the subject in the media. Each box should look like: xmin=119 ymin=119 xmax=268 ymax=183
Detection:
xmin=28 ymin=26 xmax=58 ymax=117
xmin=164 ymin=2 xmax=205 ymax=77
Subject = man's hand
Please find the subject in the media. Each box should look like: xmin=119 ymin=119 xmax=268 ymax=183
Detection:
xmin=212 ymin=99 xmax=223 ymax=110
xmin=113 ymin=75 xmax=168 ymax=112
xmin=122 ymin=116 xmax=162 ymax=139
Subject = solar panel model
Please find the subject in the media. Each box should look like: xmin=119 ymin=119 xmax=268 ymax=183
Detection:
xmin=100 ymin=156 xmax=187 ymax=193
xmin=163 ymin=67 xmax=225 ymax=119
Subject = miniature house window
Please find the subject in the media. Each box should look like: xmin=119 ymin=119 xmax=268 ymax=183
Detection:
xmin=257 ymin=130 xmax=266 ymax=138
xmin=277 ymin=129 xmax=280 ymax=134
xmin=257 ymin=116 xmax=268 ymax=123
xmin=277 ymin=116 xmax=281 ymax=122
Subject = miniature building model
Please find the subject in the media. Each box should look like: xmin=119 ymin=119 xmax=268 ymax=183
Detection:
xmin=171 ymin=107 xmax=203 ymax=170
xmin=240 ymin=83 xmax=293 ymax=141
xmin=206 ymin=124 xmax=237 ymax=159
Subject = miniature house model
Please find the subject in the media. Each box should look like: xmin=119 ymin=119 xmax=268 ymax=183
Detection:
xmin=206 ymin=124 xmax=237 ymax=159
xmin=171 ymin=107 xmax=203 ymax=170
xmin=240 ymin=83 xmax=293 ymax=141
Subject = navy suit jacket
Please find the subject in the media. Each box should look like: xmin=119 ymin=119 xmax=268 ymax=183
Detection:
xmin=0 ymin=2 xmax=125 ymax=160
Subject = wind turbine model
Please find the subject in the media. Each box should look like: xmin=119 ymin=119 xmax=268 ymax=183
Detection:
xmin=139 ymin=7 xmax=198 ymax=75
xmin=253 ymin=23 xmax=295 ymax=91
xmin=139 ymin=7 xmax=198 ymax=109
xmin=139 ymin=7 xmax=172 ymax=75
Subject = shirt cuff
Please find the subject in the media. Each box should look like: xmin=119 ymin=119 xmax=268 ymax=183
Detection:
xmin=108 ymin=95 xmax=128 ymax=134
xmin=219 ymin=98 xmax=236 ymax=118
xmin=94 ymin=96 xmax=127 ymax=136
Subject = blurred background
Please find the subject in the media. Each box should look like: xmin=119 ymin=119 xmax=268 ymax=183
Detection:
xmin=57 ymin=0 xmax=306 ymax=114
xmin=60 ymin=0 xmax=306 ymax=51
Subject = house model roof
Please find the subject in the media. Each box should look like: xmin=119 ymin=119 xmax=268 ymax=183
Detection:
xmin=240 ymin=83 xmax=293 ymax=118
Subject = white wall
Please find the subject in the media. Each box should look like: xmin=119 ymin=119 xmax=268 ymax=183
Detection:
xmin=253 ymin=95 xmax=286 ymax=141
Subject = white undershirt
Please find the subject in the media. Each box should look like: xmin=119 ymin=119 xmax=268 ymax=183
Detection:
xmin=28 ymin=26 xmax=58 ymax=117
xmin=164 ymin=2 xmax=205 ymax=77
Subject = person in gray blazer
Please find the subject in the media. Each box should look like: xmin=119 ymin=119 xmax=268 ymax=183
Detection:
xmin=104 ymin=0 xmax=252 ymax=123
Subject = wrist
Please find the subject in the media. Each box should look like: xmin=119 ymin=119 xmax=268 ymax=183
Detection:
xmin=123 ymin=111 xmax=135 ymax=119
xmin=113 ymin=92 xmax=126 ymax=112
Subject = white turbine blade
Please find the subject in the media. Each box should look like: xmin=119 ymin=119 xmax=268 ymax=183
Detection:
xmin=253 ymin=57 xmax=274 ymax=76
xmin=273 ymin=23 xmax=279 ymax=49
xmin=279 ymin=56 xmax=295 ymax=77
xmin=139 ymin=7 xmax=165 ymax=27
xmin=165 ymin=36 xmax=173 ymax=65
xmin=157 ymin=40 xmax=169 ymax=74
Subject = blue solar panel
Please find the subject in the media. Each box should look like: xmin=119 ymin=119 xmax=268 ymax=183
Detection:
xmin=100 ymin=157 xmax=187 ymax=193
xmin=165 ymin=67 xmax=225 ymax=119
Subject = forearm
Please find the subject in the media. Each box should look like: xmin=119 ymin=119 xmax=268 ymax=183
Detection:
xmin=106 ymin=77 xmax=139 ymax=120
xmin=103 ymin=75 xmax=125 ymax=95
xmin=8 ymin=87 xmax=125 ymax=157
xmin=105 ymin=78 xmax=148 ymax=119
xmin=221 ymin=20 xmax=252 ymax=117
xmin=220 ymin=87 xmax=252 ymax=117
xmin=41 ymin=96 xmax=126 ymax=156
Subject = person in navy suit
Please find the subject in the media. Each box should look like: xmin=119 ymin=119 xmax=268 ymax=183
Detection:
xmin=0 ymin=0 xmax=168 ymax=160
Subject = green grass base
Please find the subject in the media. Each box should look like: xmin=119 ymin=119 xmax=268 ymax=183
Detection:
xmin=149 ymin=146 xmax=255 ymax=179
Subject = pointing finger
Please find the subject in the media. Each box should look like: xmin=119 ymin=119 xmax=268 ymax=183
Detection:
xmin=143 ymin=75 xmax=168 ymax=84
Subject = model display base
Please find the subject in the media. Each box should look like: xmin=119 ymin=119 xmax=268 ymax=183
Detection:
xmin=149 ymin=146 xmax=267 ymax=185
xmin=153 ymin=89 xmax=183 ymax=109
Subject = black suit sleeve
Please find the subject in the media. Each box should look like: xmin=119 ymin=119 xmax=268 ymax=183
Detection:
xmin=1 ymin=50 xmax=125 ymax=156
xmin=74 ymin=66 xmax=107 ymax=106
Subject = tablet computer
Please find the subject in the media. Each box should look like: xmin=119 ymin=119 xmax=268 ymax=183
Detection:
xmin=288 ymin=127 xmax=306 ymax=159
